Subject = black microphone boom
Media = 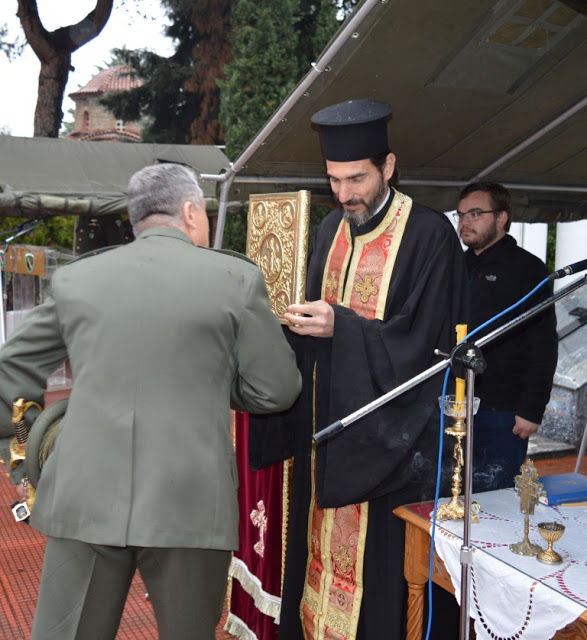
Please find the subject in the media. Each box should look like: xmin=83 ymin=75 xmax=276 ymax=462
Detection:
xmin=549 ymin=258 xmax=587 ymax=281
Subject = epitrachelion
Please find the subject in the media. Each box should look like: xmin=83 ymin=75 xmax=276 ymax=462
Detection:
xmin=246 ymin=191 xmax=310 ymax=324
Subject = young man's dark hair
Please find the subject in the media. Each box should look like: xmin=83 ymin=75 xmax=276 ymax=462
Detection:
xmin=459 ymin=181 xmax=512 ymax=231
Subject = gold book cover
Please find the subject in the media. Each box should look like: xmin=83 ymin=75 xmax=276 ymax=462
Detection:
xmin=246 ymin=191 xmax=311 ymax=323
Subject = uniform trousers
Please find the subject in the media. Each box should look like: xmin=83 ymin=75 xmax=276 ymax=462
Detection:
xmin=31 ymin=536 xmax=231 ymax=640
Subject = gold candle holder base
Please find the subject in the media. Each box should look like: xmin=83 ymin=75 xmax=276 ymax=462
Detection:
xmin=436 ymin=395 xmax=480 ymax=523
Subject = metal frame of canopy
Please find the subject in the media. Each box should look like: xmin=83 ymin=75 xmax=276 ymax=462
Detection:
xmin=201 ymin=0 xmax=587 ymax=248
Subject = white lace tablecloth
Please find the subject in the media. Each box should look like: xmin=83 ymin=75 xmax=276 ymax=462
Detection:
xmin=432 ymin=489 xmax=587 ymax=640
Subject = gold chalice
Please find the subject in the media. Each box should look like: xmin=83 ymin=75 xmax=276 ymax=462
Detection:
xmin=536 ymin=522 xmax=565 ymax=565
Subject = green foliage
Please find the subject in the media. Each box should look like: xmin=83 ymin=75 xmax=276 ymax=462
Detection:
xmin=308 ymin=205 xmax=330 ymax=251
xmin=101 ymin=0 xmax=232 ymax=145
xmin=221 ymin=210 xmax=248 ymax=255
xmin=100 ymin=48 xmax=197 ymax=144
xmin=0 ymin=217 xmax=75 ymax=252
xmin=219 ymin=0 xmax=342 ymax=252
xmin=297 ymin=0 xmax=340 ymax=71
xmin=219 ymin=0 xmax=301 ymax=159
xmin=0 ymin=24 xmax=25 ymax=61
xmin=546 ymin=223 xmax=557 ymax=273
xmin=59 ymin=108 xmax=76 ymax=138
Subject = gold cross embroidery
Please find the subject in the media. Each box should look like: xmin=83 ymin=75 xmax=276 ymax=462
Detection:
xmin=354 ymin=274 xmax=378 ymax=303
xmin=251 ymin=500 xmax=267 ymax=557
xmin=325 ymin=271 xmax=338 ymax=298
xmin=332 ymin=545 xmax=353 ymax=575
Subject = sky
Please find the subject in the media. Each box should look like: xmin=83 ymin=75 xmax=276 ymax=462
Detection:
xmin=0 ymin=0 xmax=174 ymax=137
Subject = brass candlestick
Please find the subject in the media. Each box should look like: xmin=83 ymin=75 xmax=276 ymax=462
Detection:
xmin=510 ymin=459 xmax=545 ymax=556
xmin=536 ymin=522 xmax=565 ymax=564
xmin=437 ymin=395 xmax=480 ymax=522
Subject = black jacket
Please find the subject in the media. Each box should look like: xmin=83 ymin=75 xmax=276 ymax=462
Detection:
xmin=465 ymin=234 xmax=558 ymax=423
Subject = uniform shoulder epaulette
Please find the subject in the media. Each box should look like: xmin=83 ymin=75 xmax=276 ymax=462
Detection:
xmin=212 ymin=248 xmax=257 ymax=266
xmin=64 ymin=244 xmax=122 ymax=266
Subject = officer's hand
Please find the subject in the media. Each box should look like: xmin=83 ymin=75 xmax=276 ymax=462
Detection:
xmin=284 ymin=300 xmax=334 ymax=338
xmin=512 ymin=416 xmax=539 ymax=440
xmin=14 ymin=480 xmax=27 ymax=501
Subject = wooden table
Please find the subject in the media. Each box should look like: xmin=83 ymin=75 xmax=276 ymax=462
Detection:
xmin=394 ymin=502 xmax=587 ymax=640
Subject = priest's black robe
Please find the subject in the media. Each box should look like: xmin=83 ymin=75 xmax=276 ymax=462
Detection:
xmin=249 ymin=193 xmax=469 ymax=639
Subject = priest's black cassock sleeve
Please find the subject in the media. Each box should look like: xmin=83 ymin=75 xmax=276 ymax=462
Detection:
xmin=249 ymin=202 xmax=469 ymax=639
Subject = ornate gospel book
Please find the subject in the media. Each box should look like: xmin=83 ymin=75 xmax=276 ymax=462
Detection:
xmin=246 ymin=191 xmax=311 ymax=323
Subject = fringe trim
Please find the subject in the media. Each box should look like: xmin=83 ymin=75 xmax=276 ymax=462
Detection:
xmin=228 ymin=556 xmax=282 ymax=622
xmin=224 ymin=613 xmax=259 ymax=640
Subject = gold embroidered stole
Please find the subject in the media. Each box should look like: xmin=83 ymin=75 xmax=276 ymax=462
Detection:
xmin=301 ymin=191 xmax=412 ymax=640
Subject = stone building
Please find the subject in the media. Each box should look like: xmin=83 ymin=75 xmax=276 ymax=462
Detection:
xmin=66 ymin=65 xmax=143 ymax=251
xmin=66 ymin=65 xmax=144 ymax=142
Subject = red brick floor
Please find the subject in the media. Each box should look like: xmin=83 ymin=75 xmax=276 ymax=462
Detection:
xmin=0 ymin=453 xmax=583 ymax=639
xmin=0 ymin=463 xmax=237 ymax=640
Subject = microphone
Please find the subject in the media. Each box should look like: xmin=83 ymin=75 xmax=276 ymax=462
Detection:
xmin=549 ymin=258 xmax=587 ymax=281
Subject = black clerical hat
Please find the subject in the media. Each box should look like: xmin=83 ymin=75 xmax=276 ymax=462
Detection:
xmin=311 ymin=99 xmax=393 ymax=162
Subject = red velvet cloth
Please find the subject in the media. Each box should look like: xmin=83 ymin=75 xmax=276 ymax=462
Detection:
xmin=227 ymin=412 xmax=285 ymax=640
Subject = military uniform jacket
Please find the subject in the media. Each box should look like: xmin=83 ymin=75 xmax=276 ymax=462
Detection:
xmin=0 ymin=227 xmax=301 ymax=550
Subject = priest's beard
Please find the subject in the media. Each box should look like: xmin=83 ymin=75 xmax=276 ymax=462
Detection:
xmin=339 ymin=175 xmax=387 ymax=226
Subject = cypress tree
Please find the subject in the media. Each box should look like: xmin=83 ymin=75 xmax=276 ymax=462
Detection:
xmin=219 ymin=0 xmax=300 ymax=159
xmin=219 ymin=0 xmax=344 ymax=252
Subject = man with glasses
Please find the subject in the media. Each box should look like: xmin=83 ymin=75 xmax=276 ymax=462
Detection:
xmin=456 ymin=181 xmax=558 ymax=492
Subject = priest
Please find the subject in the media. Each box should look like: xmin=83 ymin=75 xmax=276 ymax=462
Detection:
xmin=249 ymin=98 xmax=469 ymax=639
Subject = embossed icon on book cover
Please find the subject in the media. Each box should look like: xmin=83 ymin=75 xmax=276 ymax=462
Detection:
xmin=246 ymin=191 xmax=310 ymax=323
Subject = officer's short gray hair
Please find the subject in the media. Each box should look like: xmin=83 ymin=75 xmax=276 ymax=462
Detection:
xmin=127 ymin=163 xmax=205 ymax=229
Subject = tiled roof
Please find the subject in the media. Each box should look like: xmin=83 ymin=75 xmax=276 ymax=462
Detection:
xmin=66 ymin=129 xmax=143 ymax=142
xmin=69 ymin=65 xmax=143 ymax=98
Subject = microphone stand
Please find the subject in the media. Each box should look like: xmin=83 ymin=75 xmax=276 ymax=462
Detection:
xmin=314 ymin=275 xmax=587 ymax=444
xmin=313 ymin=273 xmax=587 ymax=640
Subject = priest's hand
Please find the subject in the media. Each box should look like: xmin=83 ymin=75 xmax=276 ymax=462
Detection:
xmin=284 ymin=300 xmax=334 ymax=338
xmin=512 ymin=416 xmax=539 ymax=440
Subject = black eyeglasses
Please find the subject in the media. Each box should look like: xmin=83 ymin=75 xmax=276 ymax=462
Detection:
xmin=453 ymin=209 xmax=500 ymax=223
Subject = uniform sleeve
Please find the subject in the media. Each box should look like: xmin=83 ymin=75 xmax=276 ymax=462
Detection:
xmin=231 ymin=269 xmax=302 ymax=414
xmin=0 ymin=296 xmax=67 ymax=483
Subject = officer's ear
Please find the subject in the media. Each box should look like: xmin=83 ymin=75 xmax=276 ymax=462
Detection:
xmin=182 ymin=200 xmax=198 ymax=229
xmin=182 ymin=200 xmax=210 ymax=247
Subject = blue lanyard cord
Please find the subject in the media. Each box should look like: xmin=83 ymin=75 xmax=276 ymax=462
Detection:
xmin=425 ymin=366 xmax=450 ymax=640
xmin=425 ymin=275 xmax=550 ymax=638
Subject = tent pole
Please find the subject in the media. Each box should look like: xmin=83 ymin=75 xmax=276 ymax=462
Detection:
xmin=471 ymin=95 xmax=587 ymax=182
xmin=202 ymin=0 xmax=382 ymax=247
xmin=0 ymin=274 xmax=5 ymax=347
xmin=226 ymin=0 xmax=383 ymax=178
xmin=213 ymin=177 xmax=235 ymax=249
